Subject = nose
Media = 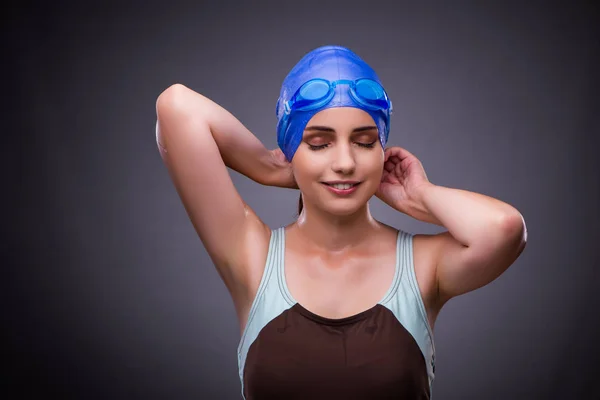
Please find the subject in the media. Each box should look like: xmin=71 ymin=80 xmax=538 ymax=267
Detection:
xmin=330 ymin=142 xmax=356 ymax=175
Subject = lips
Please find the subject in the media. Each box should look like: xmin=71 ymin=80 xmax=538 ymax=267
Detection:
xmin=322 ymin=182 xmax=361 ymax=195
xmin=323 ymin=182 xmax=360 ymax=188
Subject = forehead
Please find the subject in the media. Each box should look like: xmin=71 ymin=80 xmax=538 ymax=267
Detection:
xmin=304 ymin=107 xmax=375 ymax=131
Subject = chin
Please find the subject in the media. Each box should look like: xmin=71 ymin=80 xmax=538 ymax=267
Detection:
xmin=323 ymin=199 xmax=370 ymax=216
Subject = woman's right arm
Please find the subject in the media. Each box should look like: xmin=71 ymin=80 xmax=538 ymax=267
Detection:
xmin=155 ymin=83 xmax=286 ymax=319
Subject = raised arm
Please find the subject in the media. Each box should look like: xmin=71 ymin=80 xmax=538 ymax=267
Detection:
xmin=155 ymin=83 xmax=283 ymax=320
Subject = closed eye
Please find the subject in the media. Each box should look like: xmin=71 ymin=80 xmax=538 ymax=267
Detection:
xmin=357 ymin=141 xmax=377 ymax=148
xmin=308 ymin=141 xmax=377 ymax=151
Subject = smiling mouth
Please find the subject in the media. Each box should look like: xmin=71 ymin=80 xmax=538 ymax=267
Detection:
xmin=322 ymin=182 xmax=361 ymax=190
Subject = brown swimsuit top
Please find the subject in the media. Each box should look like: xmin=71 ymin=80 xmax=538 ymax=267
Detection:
xmin=237 ymin=227 xmax=436 ymax=399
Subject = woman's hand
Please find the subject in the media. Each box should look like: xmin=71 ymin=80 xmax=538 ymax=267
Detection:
xmin=375 ymin=146 xmax=433 ymax=216
xmin=266 ymin=148 xmax=298 ymax=189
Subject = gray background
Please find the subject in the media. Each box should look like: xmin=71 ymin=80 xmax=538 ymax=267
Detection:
xmin=6 ymin=1 xmax=599 ymax=399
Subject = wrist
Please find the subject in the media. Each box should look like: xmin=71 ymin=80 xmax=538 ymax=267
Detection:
xmin=412 ymin=182 xmax=435 ymax=208
xmin=408 ymin=183 xmax=440 ymax=225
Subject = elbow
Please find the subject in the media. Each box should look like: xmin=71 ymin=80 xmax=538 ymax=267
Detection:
xmin=155 ymin=84 xmax=190 ymax=157
xmin=499 ymin=212 xmax=528 ymax=255
xmin=154 ymin=84 xmax=213 ymax=156
xmin=155 ymin=83 xmax=212 ymax=123
xmin=156 ymin=83 xmax=189 ymax=117
xmin=499 ymin=212 xmax=526 ymax=238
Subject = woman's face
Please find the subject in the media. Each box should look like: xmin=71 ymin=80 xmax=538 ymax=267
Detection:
xmin=291 ymin=107 xmax=385 ymax=216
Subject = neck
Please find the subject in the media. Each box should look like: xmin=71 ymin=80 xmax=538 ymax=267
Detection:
xmin=292 ymin=200 xmax=381 ymax=255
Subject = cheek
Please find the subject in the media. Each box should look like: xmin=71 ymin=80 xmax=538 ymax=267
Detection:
xmin=291 ymin=154 xmax=322 ymax=186
xmin=361 ymin=153 xmax=384 ymax=174
xmin=295 ymin=167 xmax=323 ymax=189
xmin=363 ymin=160 xmax=385 ymax=188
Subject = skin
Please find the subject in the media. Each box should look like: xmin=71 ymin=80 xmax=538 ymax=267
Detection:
xmin=280 ymin=107 xmax=415 ymax=324
xmin=290 ymin=106 xmax=387 ymax=254
xmin=155 ymin=84 xmax=526 ymax=338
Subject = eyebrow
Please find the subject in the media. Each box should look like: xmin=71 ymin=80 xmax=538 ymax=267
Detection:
xmin=304 ymin=125 xmax=377 ymax=139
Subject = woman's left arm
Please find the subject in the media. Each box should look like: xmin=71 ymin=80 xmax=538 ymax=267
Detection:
xmin=412 ymin=183 xmax=527 ymax=304
xmin=376 ymin=146 xmax=527 ymax=304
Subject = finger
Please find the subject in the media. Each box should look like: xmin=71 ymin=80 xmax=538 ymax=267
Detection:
xmin=395 ymin=162 xmax=404 ymax=177
xmin=387 ymin=146 xmax=414 ymax=161
xmin=384 ymin=160 xmax=395 ymax=172
xmin=272 ymin=148 xmax=285 ymax=163
xmin=384 ymin=147 xmax=393 ymax=162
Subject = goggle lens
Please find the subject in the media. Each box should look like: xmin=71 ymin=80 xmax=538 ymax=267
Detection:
xmin=298 ymin=79 xmax=330 ymax=100
xmin=355 ymin=79 xmax=385 ymax=101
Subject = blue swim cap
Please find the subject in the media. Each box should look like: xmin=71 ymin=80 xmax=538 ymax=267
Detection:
xmin=276 ymin=45 xmax=392 ymax=162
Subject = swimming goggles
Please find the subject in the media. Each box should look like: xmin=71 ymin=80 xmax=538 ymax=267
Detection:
xmin=277 ymin=78 xmax=393 ymax=129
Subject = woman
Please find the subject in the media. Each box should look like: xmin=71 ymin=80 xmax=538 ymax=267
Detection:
xmin=155 ymin=45 xmax=527 ymax=399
